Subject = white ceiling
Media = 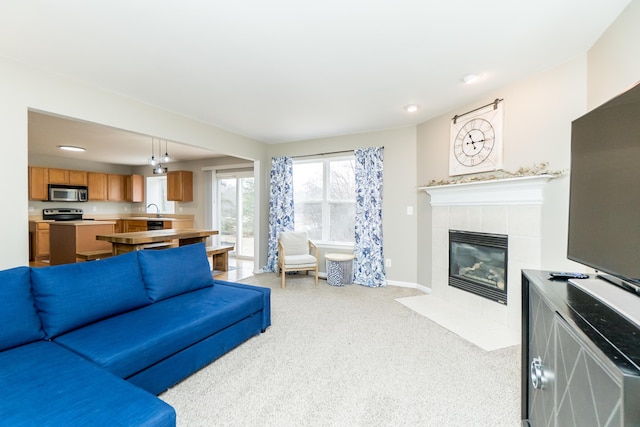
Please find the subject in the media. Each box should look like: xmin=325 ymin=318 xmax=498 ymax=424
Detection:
xmin=0 ymin=1 xmax=632 ymax=164
xmin=28 ymin=111 xmax=226 ymax=166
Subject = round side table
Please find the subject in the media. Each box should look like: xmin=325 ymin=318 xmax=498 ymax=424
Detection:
xmin=325 ymin=253 xmax=355 ymax=286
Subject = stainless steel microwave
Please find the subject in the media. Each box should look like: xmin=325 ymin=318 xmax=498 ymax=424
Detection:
xmin=48 ymin=184 xmax=88 ymax=202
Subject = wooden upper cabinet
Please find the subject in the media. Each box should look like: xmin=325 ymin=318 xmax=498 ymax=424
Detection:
xmin=107 ymin=174 xmax=126 ymax=201
xmin=48 ymin=168 xmax=69 ymax=184
xmin=126 ymin=174 xmax=144 ymax=203
xmin=47 ymin=168 xmax=88 ymax=186
xmin=167 ymin=170 xmax=193 ymax=202
xmin=68 ymin=170 xmax=88 ymax=186
xmin=29 ymin=166 xmax=48 ymax=200
xmin=87 ymin=172 xmax=108 ymax=201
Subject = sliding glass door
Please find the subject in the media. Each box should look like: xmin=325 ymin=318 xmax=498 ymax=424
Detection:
xmin=217 ymin=173 xmax=254 ymax=258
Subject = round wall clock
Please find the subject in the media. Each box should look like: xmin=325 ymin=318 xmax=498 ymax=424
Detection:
xmin=449 ymin=100 xmax=504 ymax=176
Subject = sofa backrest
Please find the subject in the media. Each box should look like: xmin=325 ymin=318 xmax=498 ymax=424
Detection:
xmin=137 ymin=242 xmax=215 ymax=302
xmin=0 ymin=267 xmax=44 ymax=351
xmin=31 ymin=251 xmax=151 ymax=339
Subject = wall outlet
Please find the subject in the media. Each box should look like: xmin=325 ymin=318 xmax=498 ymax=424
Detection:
xmin=406 ymin=206 xmax=413 ymax=215
xmin=92 ymin=206 xmax=97 ymax=212
xmin=385 ymin=258 xmax=392 ymax=268
xmin=124 ymin=206 xmax=128 ymax=211
xmin=179 ymin=207 xmax=183 ymax=212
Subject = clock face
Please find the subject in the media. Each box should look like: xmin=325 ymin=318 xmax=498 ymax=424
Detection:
xmin=454 ymin=118 xmax=495 ymax=167
xmin=449 ymin=102 xmax=504 ymax=176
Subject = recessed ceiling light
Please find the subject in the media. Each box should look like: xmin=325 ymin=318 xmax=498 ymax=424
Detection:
xmin=462 ymin=74 xmax=482 ymax=84
xmin=404 ymin=104 xmax=420 ymax=113
xmin=58 ymin=145 xmax=86 ymax=152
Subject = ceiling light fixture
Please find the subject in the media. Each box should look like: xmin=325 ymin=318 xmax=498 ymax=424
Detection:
xmin=462 ymin=74 xmax=482 ymax=84
xmin=58 ymin=145 xmax=85 ymax=152
xmin=148 ymin=137 xmax=169 ymax=174
xmin=404 ymin=104 xmax=421 ymax=113
xmin=161 ymin=140 xmax=171 ymax=163
xmin=148 ymin=138 xmax=158 ymax=166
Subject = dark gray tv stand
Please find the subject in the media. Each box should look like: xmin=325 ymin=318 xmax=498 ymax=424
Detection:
xmin=521 ymin=270 xmax=640 ymax=426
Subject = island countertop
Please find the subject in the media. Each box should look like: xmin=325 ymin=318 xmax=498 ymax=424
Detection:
xmin=96 ymin=228 xmax=217 ymax=254
xmin=49 ymin=220 xmax=117 ymax=226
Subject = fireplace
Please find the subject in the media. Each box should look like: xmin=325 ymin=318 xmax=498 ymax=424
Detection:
xmin=449 ymin=230 xmax=508 ymax=305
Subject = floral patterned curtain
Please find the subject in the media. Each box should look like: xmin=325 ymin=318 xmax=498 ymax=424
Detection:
xmin=263 ymin=157 xmax=294 ymax=272
xmin=353 ymin=147 xmax=386 ymax=287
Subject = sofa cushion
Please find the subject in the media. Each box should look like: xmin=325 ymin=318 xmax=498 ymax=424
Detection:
xmin=137 ymin=242 xmax=215 ymax=302
xmin=31 ymin=251 xmax=151 ymax=339
xmin=0 ymin=267 xmax=44 ymax=351
xmin=0 ymin=341 xmax=175 ymax=426
xmin=54 ymin=283 xmax=264 ymax=379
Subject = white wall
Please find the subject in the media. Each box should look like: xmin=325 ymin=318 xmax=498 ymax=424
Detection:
xmin=416 ymin=57 xmax=589 ymax=287
xmin=587 ymin=0 xmax=640 ymax=108
xmin=0 ymin=56 xmax=265 ymax=270
xmin=265 ymin=127 xmax=418 ymax=285
xmin=416 ymin=0 xmax=640 ymax=287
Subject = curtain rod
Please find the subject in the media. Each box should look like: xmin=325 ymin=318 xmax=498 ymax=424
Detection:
xmin=291 ymin=146 xmax=384 ymax=160
xmin=452 ymin=98 xmax=503 ymax=124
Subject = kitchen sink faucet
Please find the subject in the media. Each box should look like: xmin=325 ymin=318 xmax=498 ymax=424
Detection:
xmin=146 ymin=203 xmax=160 ymax=217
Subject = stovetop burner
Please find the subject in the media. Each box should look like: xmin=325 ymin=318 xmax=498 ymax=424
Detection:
xmin=42 ymin=208 xmax=84 ymax=221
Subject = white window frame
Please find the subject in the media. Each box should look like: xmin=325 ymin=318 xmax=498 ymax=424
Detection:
xmin=293 ymin=155 xmax=355 ymax=246
xmin=145 ymin=175 xmax=175 ymax=214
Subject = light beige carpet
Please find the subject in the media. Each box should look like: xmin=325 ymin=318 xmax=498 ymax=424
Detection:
xmin=160 ymin=274 xmax=521 ymax=426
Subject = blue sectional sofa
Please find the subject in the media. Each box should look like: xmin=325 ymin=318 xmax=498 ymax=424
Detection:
xmin=0 ymin=242 xmax=271 ymax=426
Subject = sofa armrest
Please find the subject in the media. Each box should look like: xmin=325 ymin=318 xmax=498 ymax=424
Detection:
xmin=212 ymin=280 xmax=271 ymax=331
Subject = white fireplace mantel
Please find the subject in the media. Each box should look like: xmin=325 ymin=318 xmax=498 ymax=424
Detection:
xmin=419 ymin=175 xmax=554 ymax=206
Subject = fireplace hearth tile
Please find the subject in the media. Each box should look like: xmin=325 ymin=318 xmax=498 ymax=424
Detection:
xmin=396 ymin=294 xmax=520 ymax=351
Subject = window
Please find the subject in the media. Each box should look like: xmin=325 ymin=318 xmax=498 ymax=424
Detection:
xmin=146 ymin=176 xmax=175 ymax=214
xmin=293 ymin=156 xmax=355 ymax=244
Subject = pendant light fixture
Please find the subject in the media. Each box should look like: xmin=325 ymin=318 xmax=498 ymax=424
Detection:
xmin=161 ymin=140 xmax=171 ymax=164
xmin=148 ymin=138 xmax=158 ymax=166
xmin=149 ymin=137 xmax=169 ymax=174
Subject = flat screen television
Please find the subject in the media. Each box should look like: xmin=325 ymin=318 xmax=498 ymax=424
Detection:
xmin=568 ymin=81 xmax=640 ymax=293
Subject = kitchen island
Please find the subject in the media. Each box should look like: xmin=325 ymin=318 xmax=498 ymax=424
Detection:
xmin=49 ymin=221 xmax=116 ymax=265
xmin=96 ymin=228 xmax=218 ymax=255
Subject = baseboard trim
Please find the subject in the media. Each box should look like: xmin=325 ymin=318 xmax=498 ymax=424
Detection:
xmin=386 ymin=280 xmax=431 ymax=294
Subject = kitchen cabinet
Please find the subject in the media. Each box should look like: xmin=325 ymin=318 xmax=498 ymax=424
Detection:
xmin=123 ymin=220 xmax=147 ymax=232
xmin=29 ymin=167 xmax=90 ymax=200
xmin=49 ymin=221 xmax=115 ymax=265
xmin=48 ymin=168 xmax=69 ymax=184
xmin=107 ymin=174 xmax=125 ymax=201
xmin=167 ymin=219 xmax=194 ymax=229
xmin=69 ymin=170 xmax=88 ymax=186
xmin=126 ymin=174 xmax=144 ymax=202
xmin=28 ymin=166 xmax=48 ymax=200
xmin=29 ymin=221 xmax=50 ymax=261
xmin=88 ymin=172 xmax=108 ymax=200
xmin=167 ymin=170 xmax=193 ymax=202
xmin=48 ymin=168 xmax=88 ymax=186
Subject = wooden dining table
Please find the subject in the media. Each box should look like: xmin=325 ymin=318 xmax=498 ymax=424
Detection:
xmin=96 ymin=228 xmax=218 ymax=255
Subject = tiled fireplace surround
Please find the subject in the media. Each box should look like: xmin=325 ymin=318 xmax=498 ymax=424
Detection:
xmin=423 ymin=176 xmax=552 ymax=350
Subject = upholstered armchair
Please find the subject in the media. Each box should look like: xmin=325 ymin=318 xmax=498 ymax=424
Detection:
xmin=276 ymin=232 xmax=318 ymax=288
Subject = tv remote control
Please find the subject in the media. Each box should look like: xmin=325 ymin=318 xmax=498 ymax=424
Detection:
xmin=549 ymin=272 xmax=589 ymax=280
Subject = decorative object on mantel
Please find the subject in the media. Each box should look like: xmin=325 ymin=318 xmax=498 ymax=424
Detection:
xmin=423 ymin=162 xmax=565 ymax=187
xmin=449 ymin=98 xmax=504 ymax=176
